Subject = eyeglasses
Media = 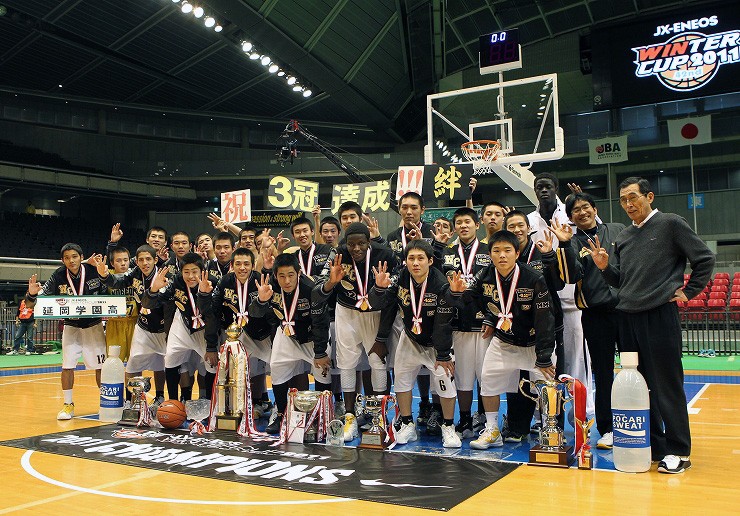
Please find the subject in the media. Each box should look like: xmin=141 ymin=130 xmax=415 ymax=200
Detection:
xmin=619 ymin=193 xmax=645 ymax=206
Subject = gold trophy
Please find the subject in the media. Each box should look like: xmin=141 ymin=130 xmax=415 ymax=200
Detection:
xmin=356 ymin=394 xmax=396 ymax=450
xmin=119 ymin=376 xmax=151 ymax=426
xmin=519 ymin=379 xmax=574 ymax=467
xmin=576 ymin=417 xmax=594 ymax=470
xmin=214 ymin=323 xmax=247 ymax=431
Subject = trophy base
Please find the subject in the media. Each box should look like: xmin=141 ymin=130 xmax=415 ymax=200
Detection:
xmin=359 ymin=430 xmax=388 ymax=450
xmin=118 ymin=408 xmax=143 ymax=427
xmin=528 ymin=444 xmax=574 ymax=468
xmin=216 ymin=414 xmax=242 ymax=431
xmin=578 ymin=449 xmax=593 ymax=470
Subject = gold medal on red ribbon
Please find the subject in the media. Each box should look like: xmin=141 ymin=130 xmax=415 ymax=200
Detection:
xmin=500 ymin=318 xmax=512 ymax=332
xmin=360 ymin=298 xmax=369 ymax=311
xmin=412 ymin=325 xmax=421 ymax=335
xmin=284 ymin=325 xmax=294 ymax=336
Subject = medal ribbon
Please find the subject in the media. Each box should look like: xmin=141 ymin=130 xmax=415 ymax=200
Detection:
xmin=236 ymin=277 xmax=250 ymax=326
xmin=409 ymin=276 xmax=428 ymax=335
xmin=66 ymin=266 xmax=86 ymax=295
xmin=526 ymin=241 xmax=536 ymax=264
xmin=352 ymin=249 xmax=372 ymax=310
xmin=281 ymin=287 xmax=299 ymax=336
xmin=494 ymin=264 xmax=520 ymax=330
xmin=458 ymin=239 xmax=479 ymax=282
xmin=298 ymin=244 xmax=316 ymax=277
xmin=188 ymin=286 xmax=205 ymax=329
xmin=217 ymin=261 xmax=232 ymax=276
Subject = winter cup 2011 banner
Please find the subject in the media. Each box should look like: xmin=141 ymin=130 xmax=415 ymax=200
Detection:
xmin=591 ymin=3 xmax=739 ymax=109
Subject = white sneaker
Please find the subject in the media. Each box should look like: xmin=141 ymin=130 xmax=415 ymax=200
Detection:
xmin=597 ymin=431 xmax=613 ymax=449
xmin=657 ymin=455 xmax=692 ymax=474
xmin=57 ymin=403 xmax=75 ymax=420
xmin=395 ymin=421 xmax=418 ymax=444
xmin=470 ymin=426 xmax=503 ymax=450
xmin=343 ymin=413 xmax=359 ymax=442
xmin=441 ymin=423 xmax=462 ymax=448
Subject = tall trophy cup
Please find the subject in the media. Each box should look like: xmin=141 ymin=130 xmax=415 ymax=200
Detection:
xmin=519 ymin=378 xmax=574 ymax=467
xmin=213 ymin=323 xmax=248 ymax=431
xmin=286 ymin=389 xmax=334 ymax=444
xmin=119 ymin=376 xmax=152 ymax=426
xmin=356 ymin=394 xmax=397 ymax=450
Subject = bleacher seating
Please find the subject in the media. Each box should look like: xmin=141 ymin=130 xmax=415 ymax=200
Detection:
xmin=0 ymin=140 xmax=102 ymax=175
xmin=0 ymin=211 xmax=146 ymax=260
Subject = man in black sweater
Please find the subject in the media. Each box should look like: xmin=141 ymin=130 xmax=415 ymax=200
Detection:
xmin=589 ymin=177 xmax=714 ymax=474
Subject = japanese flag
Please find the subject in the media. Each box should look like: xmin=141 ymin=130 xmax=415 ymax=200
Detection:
xmin=668 ymin=115 xmax=711 ymax=147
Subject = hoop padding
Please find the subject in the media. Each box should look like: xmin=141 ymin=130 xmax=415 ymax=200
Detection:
xmin=461 ymin=140 xmax=501 ymax=175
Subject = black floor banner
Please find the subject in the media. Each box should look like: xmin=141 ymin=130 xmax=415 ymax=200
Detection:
xmin=2 ymin=426 xmax=518 ymax=511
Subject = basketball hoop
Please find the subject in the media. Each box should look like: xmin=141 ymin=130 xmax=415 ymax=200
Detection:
xmin=461 ymin=140 xmax=501 ymax=175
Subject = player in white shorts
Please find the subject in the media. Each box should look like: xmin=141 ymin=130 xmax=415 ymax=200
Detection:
xmin=25 ymin=243 xmax=115 ymax=420
xmin=370 ymin=240 xmax=466 ymax=448
xmin=315 ymin=222 xmax=397 ymax=441
xmin=451 ymin=231 xmax=557 ymax=449
xmin=142 ymin=252 xmax=218 ymax=402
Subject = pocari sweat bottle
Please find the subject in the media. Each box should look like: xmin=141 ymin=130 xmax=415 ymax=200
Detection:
xmin=611 ymin=351 xmax=651 ymax=473
xmin=99 ymin=345 xmax=125 ymax=422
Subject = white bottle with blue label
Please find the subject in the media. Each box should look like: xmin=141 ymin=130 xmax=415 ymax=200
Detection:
xmin=611 ymin=351 xmax=651 ymax=473
xmin=99 ymin=345 xmax=125 ymax=422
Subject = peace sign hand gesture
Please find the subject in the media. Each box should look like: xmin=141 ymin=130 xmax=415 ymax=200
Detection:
xmin=447 ymin=271 xmax=468 ymax=293
xmin=28 ymin=274 xmax=42 ymax=296
xmin=372 ymin=261 xmax=391 ymax=288
xmin=536 ymin=231 xmax=554 ymax=254
xmin=587 ymin=235 xmax=609 ymax=270
xmin=256 ymin=273 xmax=273 ymax=302
xmin=150 ymin=268 xmax=169 ymax=293
xmin=199 ymin=271 xmax=213 ymax=294
xmin=547 ymin=219 xmax=573 ymax=242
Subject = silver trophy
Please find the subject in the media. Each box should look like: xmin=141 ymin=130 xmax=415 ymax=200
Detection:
xmin=519 ymin=378 xmax=574 ymax=467
xmin=288 ymin=390 xmax=325 ymax=443
xmin=356 ymin=394 xmax=396 ymax=450
xmin=119 ymin=376 xmax=151 ymax=426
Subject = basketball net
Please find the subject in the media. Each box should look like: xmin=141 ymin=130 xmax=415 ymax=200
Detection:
xmin=461 ymin=140 xmax=501 ymax=176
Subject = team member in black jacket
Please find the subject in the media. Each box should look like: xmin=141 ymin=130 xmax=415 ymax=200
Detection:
xmin=451 ymin=231 xmax=556 ymax=450
xmin=315 ymin=222 xmax=397 ymax=442
xmin=442 ymin=207 xmax=491 ymax=438
xmin=370 ymin=240 xmax=465 ymax=448
xmin=209 ymin=247 xmax=274 ymax=414
xmin=106 ymin=245 xmax=167 ymax=405
xmin=557 ymin=192 xmax=625 ymax=449
xmin=250 ymin=254 xmax=332 ymax=434
xmin=25 ymin=243 xmax=116 ymax=420
xmin=205 ymin=232 xmax=235 ymax=280
xmin=501 ymin=210 xmax=568 ymax=441
xmin=290 ymin=217 xmax=334 ymax=279
xmin=143 ymin=253 xmax=218 ymax=402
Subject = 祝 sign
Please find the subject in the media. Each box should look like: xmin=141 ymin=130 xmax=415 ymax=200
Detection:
xmin=34 ymin=295 xmax=128 ymax=319
xmin=268 ymin=176 xmax=319 ymax=212
xmin=221 ymin=189 xmax=252 ymax=224
xmin=332 ymin=180 xmax=391 ymax=213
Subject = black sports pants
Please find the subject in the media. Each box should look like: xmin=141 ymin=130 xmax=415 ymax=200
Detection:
xmin=581 ymin=307 xmax=619 ymax=435
xmin=619 ymin=302 xmax=690 ymax=458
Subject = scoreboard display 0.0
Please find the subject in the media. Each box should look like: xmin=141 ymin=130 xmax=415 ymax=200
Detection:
xmin=479 ymin=29 xmax=522 ymax=74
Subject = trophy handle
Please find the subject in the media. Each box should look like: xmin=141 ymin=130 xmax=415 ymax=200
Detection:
xmin=518 ymin=378 xmax=539 ymax=402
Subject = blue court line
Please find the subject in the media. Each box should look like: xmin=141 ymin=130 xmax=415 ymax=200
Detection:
xmin=0 ymin=364 xmax=86 ymax=377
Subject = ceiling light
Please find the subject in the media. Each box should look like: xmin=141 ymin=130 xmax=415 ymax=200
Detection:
xmin=171 ymin=0 xmax=180 ymax=3
xmin=260 ymin=55 xmax=271 ymax=65
xmin=292 ymin=85 xmax=302 ymax=91
xmin=193 ymin=6 xmax=204 ymax=18
xmin=214 ymin=25 xmax=222 ymax=32
xmin=521 ymin=104 xmax=526 ymax=108
xmin=242 ymin=41 xmax=253 ymax=52
xmin=443 ymin=150 xmax=450 ymax=157
xmin=287 ymin=76 xmax=296 ymax=85
xmin=249 ymin=52 xmax=260 ymax=60
xmin=181 ymin=2 xmax=193 ymax=14
xmin=269 ymin=64 xmax=279 ymax=73
xmin=204 ymin=17 xmax=215 ymax=27
xmin=303 ymin=89 xmax=312 ymax=97
xmin=277 ymin=70 xmax=285 ymax=77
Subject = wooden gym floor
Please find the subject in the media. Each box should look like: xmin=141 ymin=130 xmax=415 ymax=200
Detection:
xmin=0 ymin=369 xmax=737 ymax=515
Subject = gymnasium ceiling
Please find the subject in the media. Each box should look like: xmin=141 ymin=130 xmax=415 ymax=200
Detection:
xmin=0 ymin=0 xmax=708 ymax=143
